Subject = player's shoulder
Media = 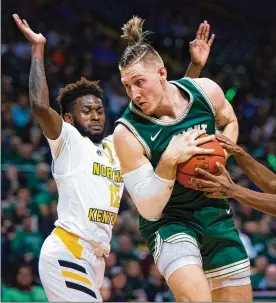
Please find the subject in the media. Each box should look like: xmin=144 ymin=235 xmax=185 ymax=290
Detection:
xmin=193 ymin=78 xmax=223 ymax=99
xmin=193 ymin=77 xmax=218 ymax=88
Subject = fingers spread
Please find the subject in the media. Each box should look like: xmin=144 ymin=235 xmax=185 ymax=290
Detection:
xmin=220 ymin=143 xmax=232 ymax=153
xmin=216 ymin=163 xmax=232 ymax=182
xmin=196 ymin=23 xmax=204 ymax=40
xmin=195 ymin=168 xmax=216 ymax=181
xmin=194 ymin=134 xmax=215 ymax=146
xmin=12 ymin=14 xmax=23 ymax=26
xmin=208 ymin=33 xmax=215 ymax=47
xmin=191 ymin=177 xmax=214 ymax=187
xmin=190 ymin=129 xmax=207 ymax=140
xmin=195 ymin=147 xmax=215 ymax=154
xmin=12 ymin=14 xmax=20 ymax=20
xmin=215 ymin=134 xmax=229 ymax=142
xmin=204 ymin=22 xmax=210 ymax=42
xmin=23 ymin=19 xmax=30 ymax=28
xmin=184 ymin=129 xmax=206 ymax=141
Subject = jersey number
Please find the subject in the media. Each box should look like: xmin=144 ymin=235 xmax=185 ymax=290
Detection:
xmin=110 ymin=185 xmax=120 ymax=208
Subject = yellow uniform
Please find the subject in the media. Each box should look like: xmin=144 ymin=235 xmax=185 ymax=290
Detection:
xmin=39 ymin=121 xmax=123 ymax=301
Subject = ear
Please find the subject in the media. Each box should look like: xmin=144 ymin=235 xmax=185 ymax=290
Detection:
xmin=64 ymin=113 xmax=74 ymax=124
xmin=158 ymin=66 xmax=167 ymax=82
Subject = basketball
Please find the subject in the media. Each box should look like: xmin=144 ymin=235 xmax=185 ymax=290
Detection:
xmin=176 ymin=136 xmax=226 ymax=189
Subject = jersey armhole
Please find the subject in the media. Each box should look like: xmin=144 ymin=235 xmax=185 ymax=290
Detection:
xmin=183 ymin=77 xmax=216 ymax=116
xmin=117 ymin=118 xmax=152 ymax=159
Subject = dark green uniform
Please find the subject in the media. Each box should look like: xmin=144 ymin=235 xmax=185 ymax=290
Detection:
xmin=117 ymin=77 xmax=249 ymax=279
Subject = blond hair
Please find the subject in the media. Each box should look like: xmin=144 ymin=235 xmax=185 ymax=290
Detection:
xmin=119 ymin=16 xmax=163 ymax=68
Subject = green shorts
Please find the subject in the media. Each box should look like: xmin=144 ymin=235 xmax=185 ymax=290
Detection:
xmin=139 ymin=207 xmax=249 ymax=279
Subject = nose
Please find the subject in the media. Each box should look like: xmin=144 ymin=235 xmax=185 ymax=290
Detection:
xmin=91 ymin=110 xmax=100 ymax=121
xmin=130 ymin=86 xmax=141 ymax=102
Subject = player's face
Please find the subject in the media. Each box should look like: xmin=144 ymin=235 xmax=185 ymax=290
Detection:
xmin=121 ymin=62 xmax=166 ymax=116
xmin=73 ymin=95 xmax=105 ymax=143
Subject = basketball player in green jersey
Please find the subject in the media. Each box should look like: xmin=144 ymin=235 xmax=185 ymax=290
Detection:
xmin=114 ymin=17 xmax=252 ymax=302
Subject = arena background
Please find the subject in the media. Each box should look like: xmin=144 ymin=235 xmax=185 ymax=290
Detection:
xmin=1 ymin=0 xmax=276 ymax=301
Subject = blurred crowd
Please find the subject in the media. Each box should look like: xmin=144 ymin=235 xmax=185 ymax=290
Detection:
xmin=1 ymin=0 xmax=276 ymax=301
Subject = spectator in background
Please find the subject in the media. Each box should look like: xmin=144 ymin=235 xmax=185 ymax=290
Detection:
xmin=105 ymin=252 xmax=119 ymax=275
xmin=234 ymin=217 xmax=257 ymax=260
xmin=116 ymin=233 xmax=139 ymax=266
xmin=28 ymin=162 xmax=50 ymax=196
xmin=35 ymin=178 xmax=58 ymax=218
xmin=124 ymin=260 xmax=147 ymax=301
xmin=1 ymin=165 xmax=27 ymax=200
xmin=258 ymin=264 xmax=276 ymax=290
xmin=2 ymin=264 xmax=47 ymax=302
xmin=267 ymin=239 xmax=276 ymax=264
xmin=11 ymin=93 xmax=31 ymax=129
xmin=9 ymin=215 xmax=43 ymax=268
xmin=110 ymin=266 xmax=128 ymax=302
xmin=100 ymin=277 xmax=113 ymax=302
xmin=251 ymin=256 xmax=269 ymax=289
xmin=144 ymin=263 xmax=173 ymax=302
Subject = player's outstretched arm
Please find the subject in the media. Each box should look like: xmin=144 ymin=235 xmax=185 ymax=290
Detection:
xmin=217 ymin=134 xmax=276 ymax=194
xmin=13 ymin=14 xmax=62 ymax=139
xmin=194 ymin=78 xmax=238 ymax=159
xmin=185 ymin=21 xmax=215 ymax=78
xmin=114 ymin=125 xmax=215 ymax=220
xmin=191 ymin=163 xmax=276 ymax=216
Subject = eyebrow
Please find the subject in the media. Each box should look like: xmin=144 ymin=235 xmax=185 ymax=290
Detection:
xmin=81 ymin=104 xmax=103 ymax=109
xmin=122 ymin=75 xmax=144 ymax=84
xmin=131 ymin=75 xmax=143 ymax=80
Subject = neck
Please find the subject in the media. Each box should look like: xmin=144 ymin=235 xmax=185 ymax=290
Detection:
xmin=153 ymin=82 xmax=188 ymax=120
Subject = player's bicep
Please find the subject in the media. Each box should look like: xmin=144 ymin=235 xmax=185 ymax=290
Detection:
xmin=113 ymin=124 xmax=149 ymax=174
xmin=214 ymin=99 xmax=237 ymax=129
xmin=194 ymin=78 xmax=237 ymax=128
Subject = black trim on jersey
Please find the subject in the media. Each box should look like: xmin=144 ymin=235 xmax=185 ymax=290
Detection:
xmin=65 ymin=281 xmax=97 ymax=299
xmin=58 ymin=260 xmax=87 ymax=274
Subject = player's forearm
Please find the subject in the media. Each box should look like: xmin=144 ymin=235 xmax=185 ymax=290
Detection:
xmin=221 ymin=118 xmax=238 ymax=144
xmin=184 ymin=63 xmax=203 ymax=78
xmin=155 ymin=151 xmax=178 ymax=180
xmin=232 ymin=184 xmax=276 ymax=216
xmin=123 ymin=162 xmax=175 ymax=221
xmin=29 ymin=45 xmax=50 ymax=112
xmin=234 ymin=150 xmax=276 ymax=194
xmin=221 ymin=119 xmax=238 ymax=159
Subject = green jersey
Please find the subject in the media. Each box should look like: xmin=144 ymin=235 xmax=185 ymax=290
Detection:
xmin=117 ymin=77 xmax=229 ymax=219
xmin=116 ymin=78 xmax=249 ymax=275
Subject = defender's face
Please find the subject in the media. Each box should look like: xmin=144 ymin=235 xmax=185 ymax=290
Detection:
xmin=121 ymin=62 xmax=165 ymax=115
xmin=73 ymin=95 xmax=105 ymax=142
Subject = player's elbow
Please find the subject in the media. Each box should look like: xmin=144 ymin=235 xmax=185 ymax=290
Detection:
xmin=135 ymin=200 xmax=163 ymax=221
xmin=130 ymin=190 xmax=164 ymax=221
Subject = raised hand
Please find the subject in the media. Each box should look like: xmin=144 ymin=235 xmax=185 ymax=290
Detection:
xmin=189 ymin=20 xmax=215 ymax=68
xmin=12 ymin=14 xmax=46 ymax=46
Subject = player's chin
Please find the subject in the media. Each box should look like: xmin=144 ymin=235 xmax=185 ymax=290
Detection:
xmin=142 ymin=106 xmax=154 ymax=115
xmin=90 ymin=129 xmax=103 ymax=135
xmin=87 ymin=130 xmax=104 ymax=143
